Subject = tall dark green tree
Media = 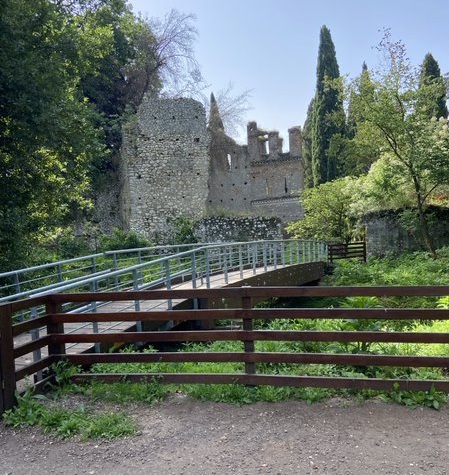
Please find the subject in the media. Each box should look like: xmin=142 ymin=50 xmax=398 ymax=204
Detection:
xmin=419 ymin=53 xmax=448 ymax=119
xmin=302 ymin=98 xmax=315 ymax=188
xmin=311 ymin=25 xmax=346 ymax=186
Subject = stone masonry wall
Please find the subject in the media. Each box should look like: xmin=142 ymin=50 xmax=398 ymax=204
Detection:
xmin=364 ymin=207 xmax=449 ymax=256
xmin=207 ymin=121 xmax=304 ymax=222
xmin=120 ymin=97 xmax=210 ymax=241
xmin=193 ymin=216 xmax=283 ymax=243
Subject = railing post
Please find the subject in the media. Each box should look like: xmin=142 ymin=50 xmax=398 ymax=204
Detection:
xmin=165 ymin=260 xmax=173 ymax=310
xmin=241 ymin=292 xmax=256 ymax=377
xmin=263 ymin=242 xmax=267 ymax=272
xmin=14 ymin=272 xmax=20 ymax=294
xmin=57 ymin=263 xmax=63 ymax=283
xmin=205 ymin=249 xmax=211 ymax=289
xmin=112 ymin=252 xmax=119 ymax=289
xmin=252 ymin=244 xmax=257 ymax=275
xmin=222 ymin=247 xmax=228 ymax=284
xmin=191 ymin=252 xmax=197 ymax=289
xmin=91 ymin=256 xmax=97 ymax=274
xmin=239 ymin=245 xmax=244 ymax=279
xmin=132 ymin=269 xmax=142 ymax=333
xmin=0 ymin=303 xmax=16 ymax=413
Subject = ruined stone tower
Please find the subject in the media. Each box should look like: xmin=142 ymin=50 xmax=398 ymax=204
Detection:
xmin=120 ymin=97 xmax=209 ymax=240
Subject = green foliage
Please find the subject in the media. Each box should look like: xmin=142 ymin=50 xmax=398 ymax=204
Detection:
xmin=167 ymin=217 xmax=198 ymax=245
xmin=99 ymin=228 xmax=152 ymax=251
xmin=287 ymin=177 xmax=363 ymax=242
xmin=311 ymin=26 xmax=346 ymax=185
xmin=389 ymin=384 xmax=447 ymax=410
xmin=419 ymin=53 xmax=448 ymax=120
xmin=81 ymin=380 xmax=169 ymax=405
xmin=302 ymin=98 xmax=315 ymax=188
xmin=2 ymin=389 xmax=136 ymax=439
xmin=346 ymin=30 xmax=449 ymax=256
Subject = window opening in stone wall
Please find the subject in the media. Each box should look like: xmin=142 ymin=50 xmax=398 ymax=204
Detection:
xmin=284 ymin=177 xmax=288 ymax=193
xmin=194 ymin=138 xmax=200 ymax=142
xmin=227 ymin=153 xmax=232 ymax=170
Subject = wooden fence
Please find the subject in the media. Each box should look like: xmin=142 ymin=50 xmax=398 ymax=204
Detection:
xmin=328 ymin=241 xmax=366 ymax=263
xmin=2 ymin=286 xmax=449 ymax=414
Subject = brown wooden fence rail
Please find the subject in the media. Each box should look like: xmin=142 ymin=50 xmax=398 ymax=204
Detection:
xmin=328 ymin=241 xmax=366 ymax=263
xmin=2 ymin=286 xmax=449 ymax=413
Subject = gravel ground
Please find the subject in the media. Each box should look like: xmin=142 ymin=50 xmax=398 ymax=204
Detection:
xmin=1 ymin=395 xmax=449 ymax=475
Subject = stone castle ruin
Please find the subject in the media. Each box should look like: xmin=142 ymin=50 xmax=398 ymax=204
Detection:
xmin=101 ymin=95 xmax=304 ymax=242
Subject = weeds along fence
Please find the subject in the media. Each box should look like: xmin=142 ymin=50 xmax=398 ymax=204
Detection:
xmin=3 ymin=286 xmax=449 ymax=413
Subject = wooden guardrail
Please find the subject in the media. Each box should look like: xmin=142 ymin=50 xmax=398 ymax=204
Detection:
xmin=2 ymin=286 xmax=449 ymax=414
xmin=328 ymin=241 xmax=366 ymax=263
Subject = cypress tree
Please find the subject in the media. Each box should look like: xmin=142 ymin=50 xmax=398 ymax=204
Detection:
xmin=311 ymin=25 xmax=345 ymax=185
xmin=302 ymin=98 xmax=314 ymax=188
xmin=419 ymin=53 xmax=448 ymax=119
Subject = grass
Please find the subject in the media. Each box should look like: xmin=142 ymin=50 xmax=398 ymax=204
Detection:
xmin=2 ymin=389 xmax=136 ymax=440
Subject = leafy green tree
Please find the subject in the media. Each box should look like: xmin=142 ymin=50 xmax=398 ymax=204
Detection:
xmin=287 ymin=177 xmax=363 ymax=242
xmin=0 ymin=0 xmax=106 ymax=269
xmin=343 ymin=63 xmax=380 ymax=175
xmin=419 ymin=53 xmax=448 ymax=120
xmin=311 ymin=25 xmax=346 ymax=185
xmin=349 ymin=30 xmax=449 ymax=257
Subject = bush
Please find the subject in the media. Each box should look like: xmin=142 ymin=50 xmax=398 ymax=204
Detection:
xmin=99 ymin=228 xmax=152 ymax=251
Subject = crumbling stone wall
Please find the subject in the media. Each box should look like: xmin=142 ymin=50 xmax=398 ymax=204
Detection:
xmin=207 ymin=120 xmax=304 ymax=222
xmin=194 ymin=216 xmax=282 ymax=242
xmin=120 ymin=97 xmax=210 ymax=240
xmin=364 ymin=207 xmax=449 ymax=256
xmin=116 ymin=95 xmax=304 ymax=243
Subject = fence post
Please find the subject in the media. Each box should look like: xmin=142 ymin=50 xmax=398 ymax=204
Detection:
xmin=0 ymin=303 xmax=16 ymax=413
xmin=241 ymin=293 xmax=255 ymax=376
xmin=46 ymin=298 xmax=66 ymax=360
xmin=30 ymin=307 xmax=43 ymax=381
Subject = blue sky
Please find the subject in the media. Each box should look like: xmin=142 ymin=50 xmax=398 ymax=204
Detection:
xmin=129 ymin=0 xmax=449 ymax=144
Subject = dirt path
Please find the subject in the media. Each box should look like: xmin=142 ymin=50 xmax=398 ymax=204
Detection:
xmin=1 ymin=395 xmax=449 ymax=475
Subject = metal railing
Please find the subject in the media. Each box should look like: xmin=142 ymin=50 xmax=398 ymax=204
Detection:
xmin=1 ymin=240 xmax=327 ymax=307
xmin=0 ymin=243 xmax=205 ymax=301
